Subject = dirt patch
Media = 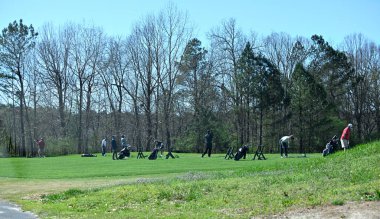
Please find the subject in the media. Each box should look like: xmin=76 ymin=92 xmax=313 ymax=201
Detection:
xmin=270 ymin=201 xmax=380 ymax=219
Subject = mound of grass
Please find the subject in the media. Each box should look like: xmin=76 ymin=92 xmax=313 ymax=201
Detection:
xmin=5 ymin=141 xmax=380 ymax=218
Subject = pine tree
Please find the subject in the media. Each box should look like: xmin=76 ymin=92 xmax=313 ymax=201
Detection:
xmin=0 ymin=19 xmax=38 ymax=156
xmin=291 ymin=63 xmax=332 ymax=153
xmin=178 ymin=38 xmax=211 ymax=152
xmin=238 ymin=42 xmax=284 ymax=147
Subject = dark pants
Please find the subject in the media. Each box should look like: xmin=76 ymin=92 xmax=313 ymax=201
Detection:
xmin=280 ymin=141 xmax=288 ymax=157
xmin=112 ymin=149 xmax=118 ymax=160
xmin=202 ymin=145 xmax=212 ymax=157
xmin=101 ymin=146 xmax=106 ymax=156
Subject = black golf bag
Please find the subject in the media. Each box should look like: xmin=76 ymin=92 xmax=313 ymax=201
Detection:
xmin=234 ymin=145 xmax=249 ymax=161
xmin=148 ymin=141 xmax=164 ymax=160
xmin=322 ymin=135 xmax=338 ymax=157
xmin=148 ymin=148 xmax=159 ymax=160
xmin=118 ymin=146 xmax=131 ymax=159
xmin=81 ymin=153 xmax=97 ymax=157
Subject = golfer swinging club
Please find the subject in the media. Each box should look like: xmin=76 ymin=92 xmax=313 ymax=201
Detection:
xmin=279 ymin=135 xmax=294 ymax=158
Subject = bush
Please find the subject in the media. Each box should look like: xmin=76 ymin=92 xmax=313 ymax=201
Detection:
xmin=46 ymin=137 xmax=76 ymax=156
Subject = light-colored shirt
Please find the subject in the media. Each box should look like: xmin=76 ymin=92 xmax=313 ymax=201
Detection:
xmin=121 ymin=137 xmax=127 ymax=147
xmin=101 ymin=139 xmax=107 ymax=147
xmin=280 ymin=136 xmax=292 ymax=143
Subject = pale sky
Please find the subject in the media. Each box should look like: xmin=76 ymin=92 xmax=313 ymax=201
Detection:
xmin=1 ymin=0 xmax=379 ymax=46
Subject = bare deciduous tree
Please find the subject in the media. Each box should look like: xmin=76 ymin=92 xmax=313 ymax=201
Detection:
xmin=209 ymin=18 xmax=246 ymax=146
xmin=157 ymin=3 xmax=192 ymax=151
xmin=38 ymin=23 xmax=71 ymax=136
xmin=129 ymin=17 xmax=159 ymax=151
xmin=343 ymin=34 xmax=380 ymax=140
xmin=69 ymin=23 xmax=104 ymax=153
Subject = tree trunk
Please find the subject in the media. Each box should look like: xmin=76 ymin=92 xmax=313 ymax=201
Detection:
xmin=259 ymin=108 xmax=263 ymax=147
xmin=23 ymin=97 xmax=34 ymax=157
xmin=58 ymin=86 xmax=66 ymax=136
xmin=18 ymin=73 xmax=26 ymax=157
xmin=84 ymin=81 xmax=92 ymax=154
xmin=134 ymin=101 xmax=142 ymax=150
xmin=298 ymin=102 xmax=303 ymax=154
xmin=33 ymin=84 xmax=37 ymax=156
xmin=164 ymin=107 xmax=171 ymax=151
xmin=77 ymin=83 xmax=83 ymax=154
xmin=145 ymin=95 xmax=153 ymax=151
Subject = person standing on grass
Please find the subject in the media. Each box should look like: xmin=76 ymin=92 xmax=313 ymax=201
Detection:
xmin=279 ymin=135 xmax=294 ymax=158
xmin=121 ymin=135 xmax=127 ymax=149
xmin=340 ymin=123 xmax=352 ymax=151
xmin=101 ymin=137 xmax=107 ymax=156
xmin=202 ymin=130 xmax=213 ymax=158
xmin=111 ymin=136 xmax=118 ymax=160
xmin=35 ymin=138 xmax=46 ymax=158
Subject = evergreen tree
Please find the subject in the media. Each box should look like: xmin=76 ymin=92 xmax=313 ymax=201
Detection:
xmin=178 ymin=38 xmax=212 ymax=152
xmin=236 ymin=42 xmax=255 ymax=145
xmin=309 ymin=35 xmax=354 ymax=105
xmin=252 ymin=54 xmax=284 ymax=147
xmin=238 ymin=42 xmax=284 ymax=147
xmin=0 ymin=19 xmax=38 ymax=156
xmin=291 ymin=63 xmax=332 ymax=153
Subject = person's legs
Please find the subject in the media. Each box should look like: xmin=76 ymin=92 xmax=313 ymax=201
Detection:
xmin=280 ymin=142 xmax=284 ymax=157
xmin=341 ymin=139 xmax=348 ymax=151
xmin=201 ymin=146 xmax=207 ymax=157
xmin=284 ymin=145 xmax=288 ymax=157
xmin=102 ymin=146 xmax=105 ymax=156
xmin=112 ymin=149 xmax=117 ymax=160
xmin=207 ymin=147 xmax=212 ymax=157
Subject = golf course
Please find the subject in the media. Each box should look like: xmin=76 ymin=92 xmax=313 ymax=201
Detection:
xmin=1 ymin=141 xmax=379 ymax=218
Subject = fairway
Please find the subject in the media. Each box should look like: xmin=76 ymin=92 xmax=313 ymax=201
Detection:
xmin=0 ymin=153 xmax=289 ymax=179
xmin=1 ymin=142 xmax=379 ymax=218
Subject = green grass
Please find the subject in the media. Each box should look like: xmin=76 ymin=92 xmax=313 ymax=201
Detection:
xmin=1 ymin=142 xmax=380 ymax=218
xmin=0 ymin=153 xmax=288 ymax=179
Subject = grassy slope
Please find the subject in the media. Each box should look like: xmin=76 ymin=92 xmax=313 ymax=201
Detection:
xmin=1 ymin=142 xmax=380 ymax=218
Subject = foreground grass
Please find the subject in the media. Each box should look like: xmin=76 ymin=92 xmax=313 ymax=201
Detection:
xmin=1 ymin=142 xmax=380 ymax=218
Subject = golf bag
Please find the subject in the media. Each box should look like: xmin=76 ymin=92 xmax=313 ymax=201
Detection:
xmin=224 ymin=147 xmax=234 ymax=159
xmin=81 ymin=153 xmax=97 ymax=157
xmin=118 ymin=146 xmax=131 ymax=159
xmin=148 ymin=141 xmax=164 ymax=160
xmin=322 ymin=135 xmax=338 ymax=157
xmin=234 ymin=145 xmax=249 ymax=161
xmin=148 ymin=148 xmax=159 ymax=160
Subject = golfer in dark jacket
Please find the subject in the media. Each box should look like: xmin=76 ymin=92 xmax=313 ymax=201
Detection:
xmin=111 ymin=136 xmax=118 ymax=160
xmin=202 ymin=130 xmax=213 ymax=158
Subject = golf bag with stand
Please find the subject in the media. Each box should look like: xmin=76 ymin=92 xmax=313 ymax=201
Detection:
xmin=322 ymin=135 xmax=338 ymax=157
xmin=148 ymin=141 xmax=164 ymax=160
xmin=234 ymin=145 xmax=249 ymax=161
xmin=118 ymin=145 xmax=131 ymax=159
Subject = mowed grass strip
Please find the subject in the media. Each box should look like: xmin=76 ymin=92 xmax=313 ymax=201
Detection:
xmin=0 ymin=153 xmax=288 ymax=179
xmin=2 ymin=142 xmax=380 ymax=218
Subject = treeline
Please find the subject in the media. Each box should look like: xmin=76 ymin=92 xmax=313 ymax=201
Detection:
xmin=1 ymin=5 xmax=380 ymax=157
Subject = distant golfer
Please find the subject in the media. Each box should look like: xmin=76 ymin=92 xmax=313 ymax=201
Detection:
xmin=111 ymin=136 xmax=118 ymax=160
xmin=279 ymin=135 xmax=294 ymax=158
xmin=202 ymin=130 xmax=213 ymax=158
xmin=121 ymin=135 xmax=127 ymax=149
xmin=101 ymin=137 xmax=107 ymax=156
xmin=35 ymin=138 xmax=46 ymax=158
xmin=340 ymin=123 xmax=352 ymax=151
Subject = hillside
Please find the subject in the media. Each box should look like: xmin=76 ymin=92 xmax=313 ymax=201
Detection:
xmin=1 ymin=141 xmax=379 ymax=218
